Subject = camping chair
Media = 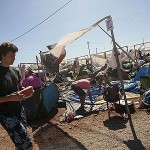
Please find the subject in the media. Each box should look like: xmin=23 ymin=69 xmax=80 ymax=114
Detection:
xmin=103 ymin=84 xmax=121 ymax=118
xmin=103 ymin=85 xmax=135 ymax=118
xmin=139 ymin=76 xmax=150 ymax=110
xmin=140 ymin=76 xmax=150 ymax=94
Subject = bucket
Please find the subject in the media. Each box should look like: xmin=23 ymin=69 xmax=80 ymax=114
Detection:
xmin=42 ymin=83 xmax=59 ymax=113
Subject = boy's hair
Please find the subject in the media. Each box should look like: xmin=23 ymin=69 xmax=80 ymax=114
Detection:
xmin=0 ymin=42 xmax=18 ymax=61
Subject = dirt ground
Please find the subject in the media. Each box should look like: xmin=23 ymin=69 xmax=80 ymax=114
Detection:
xmin=0 ymin=104 xmax=150 ymax=150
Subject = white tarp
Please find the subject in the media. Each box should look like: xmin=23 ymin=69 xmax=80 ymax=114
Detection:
xmin=49 ymin=16 xmax=110 ymax=58
xmin=51 ymin=27 xmax=92 ymax=58
xmin=91 ymin=54 xmax=107 ymax=69
xmin=108 ymin=48 xmax=122 ymax=69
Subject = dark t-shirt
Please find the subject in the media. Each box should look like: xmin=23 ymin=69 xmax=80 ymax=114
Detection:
xmin=0 ymin=65 xmax=22 ymax=113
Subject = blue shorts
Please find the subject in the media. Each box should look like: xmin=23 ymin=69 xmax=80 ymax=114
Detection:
xmin=0 ymin=109 xmax=32 ymax=150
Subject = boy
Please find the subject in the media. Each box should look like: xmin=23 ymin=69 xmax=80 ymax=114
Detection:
xmin=0 ymin=42 xmax=33 ymax=150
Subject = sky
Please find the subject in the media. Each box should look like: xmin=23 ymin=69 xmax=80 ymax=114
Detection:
xmin=0 ymin=0 xmax=150 ymax=67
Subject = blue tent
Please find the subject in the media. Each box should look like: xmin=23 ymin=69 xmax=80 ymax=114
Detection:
xmin=132 ymin=65 xmax=150 ymax=82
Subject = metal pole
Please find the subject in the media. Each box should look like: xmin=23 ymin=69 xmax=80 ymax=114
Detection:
xmin=97 ymin=25 xmax=136 ymax=63
xmin=110 ymin=29 xmax=131 ymax=117
xmin=87 ymin=41 xmax=90 ymax=57
xmin=87 ymin=41 xmax=93 ymax=72
xmin=36 ymin=55 xmax=46 ymax=84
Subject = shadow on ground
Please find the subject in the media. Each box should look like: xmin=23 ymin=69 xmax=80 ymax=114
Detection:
xmin=33 ymin=123 xmax=87 ymax=150
xmin=123 ymin=139 xmax=146 ymax=150
xmin=27 ymin=108 xmax=59 ymax=132
xmin=103 ymin=116 xmax=128 ymax=130
xmin=27 ymin=108 xmax=87 ymax=150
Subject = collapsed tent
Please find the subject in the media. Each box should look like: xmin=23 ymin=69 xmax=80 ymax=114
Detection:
xmin=40 ymin=49 xmax=66 ymax=73
xmin=91 ymin=54 xmax=107 ymax=71
xmin=121 ymin=49 xmax=139 ymax=62
xmin=108 ymin=48 xmax=122 ymax=69
xmin=40 ymin=16 xmax=110 ymax=73
xmin=132 ymin=65 xmax=150 ymax=82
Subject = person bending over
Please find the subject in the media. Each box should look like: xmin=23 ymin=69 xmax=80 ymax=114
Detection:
xmin=71 ymin=79 xmax=96 ymax=109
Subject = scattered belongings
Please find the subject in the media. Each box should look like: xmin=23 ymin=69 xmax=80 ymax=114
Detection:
xmin=125 ymin=92 xmax=140 ymax=101
xmin=138 ymin=88 xmax=150 ymax=109
xmin=132 ymin=65 xmax=150 ymax=83
xmin=106 ymin=67 xmax=130 ymax=80
xmin=59 ymin=79 xmax=143 ymax=122
xmin=114 ymin=100 xmax=135 ymax=114
xmin=77 ymin=64 xmax=93 ymax=80
xmin=66 ymin=77 xmax=74 ymax=84
xmin=18 ymin=49 xmax=150 ymax=124
xmin=22 ymin=83 xmax=59 ymax=121
xmin=74 ymin=115 xmax=84 ymax=119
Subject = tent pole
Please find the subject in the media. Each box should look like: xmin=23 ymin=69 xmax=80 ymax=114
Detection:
xmin=87 ymin=41 xmax=93 ymax=72
xmin=97 ymin=25 xmax=136 ymax=63
xmin=110 ymin=29 xmax=131 ymax=117
xmin=98 ymin=25 xmax=149 ymax=79
xmin=100 ymin=15 xmax=138 ymax=139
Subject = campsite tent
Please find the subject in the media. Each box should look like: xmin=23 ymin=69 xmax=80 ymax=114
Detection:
xmin=132 ymin=65 xmax=150 ymax=82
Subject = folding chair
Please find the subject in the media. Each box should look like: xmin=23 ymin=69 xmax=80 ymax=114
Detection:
xmin=103 ymin=84 xmax=121 ymax=118
xmin=103 ymin=84 xmax=135 ymax=118
xmin=139 ymin=76 xmax=150 ymax=110
xmin=140 ymin=76 xmax=150 ymax=94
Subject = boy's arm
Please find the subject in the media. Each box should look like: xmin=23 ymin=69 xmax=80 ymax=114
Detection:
xmin=0 ymin=93 xmax=25 ymax=103
xmin=0 ymin=96 xmax=8 ymax=103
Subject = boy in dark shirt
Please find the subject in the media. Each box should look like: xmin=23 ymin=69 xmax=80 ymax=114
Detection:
xmin=0 ymin=42 xmax=33 ymax=150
